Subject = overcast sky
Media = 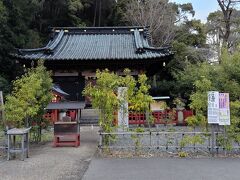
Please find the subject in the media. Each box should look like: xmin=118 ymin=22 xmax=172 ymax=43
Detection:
xmin=170 ymin=0 xmax=220 ymax=22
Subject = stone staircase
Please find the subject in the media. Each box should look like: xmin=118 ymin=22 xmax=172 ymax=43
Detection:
xmin=80 ymin=109 xmax=99 ymax=125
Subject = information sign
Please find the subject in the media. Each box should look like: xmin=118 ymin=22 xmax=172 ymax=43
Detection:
xmin=208 ymin=91 xmax=219 ymax=124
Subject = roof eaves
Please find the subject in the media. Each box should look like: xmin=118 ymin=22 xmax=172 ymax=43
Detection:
xmin=17 ymin=30 xmax=64 ymax=56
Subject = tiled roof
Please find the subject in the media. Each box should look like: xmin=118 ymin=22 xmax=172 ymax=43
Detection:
xmin=45 ymin=102 xmax=85 ymax=110
xmin=15 ymin=27 xmax=172 ymax=61
xmin=52 ymin=84 xmax=69 ymax=97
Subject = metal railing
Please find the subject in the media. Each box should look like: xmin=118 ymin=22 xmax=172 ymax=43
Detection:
xmin=99 ymin=130 xmax=240 ymax=155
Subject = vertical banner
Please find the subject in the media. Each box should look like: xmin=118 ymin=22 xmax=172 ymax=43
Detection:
xmin=118 ymin=87 xmax=129 ymax=131
xmin=208 ymin=91 xmax=219 ymax=124
xmin=0 ymin=91 xmax=3 ymax=121
xmin=219 ymin=93 xmax=230 ymax=125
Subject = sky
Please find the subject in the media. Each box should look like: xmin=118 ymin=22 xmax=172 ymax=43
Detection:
xmin=170 ymin=0 xmax=220 ymax=22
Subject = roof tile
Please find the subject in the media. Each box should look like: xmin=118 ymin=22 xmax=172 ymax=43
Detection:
xmin=16 ymin=27 xmax=172 ymax=60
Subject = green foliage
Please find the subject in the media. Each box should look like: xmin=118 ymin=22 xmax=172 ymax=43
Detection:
xmin=175 ymin=20 xmax=206 ymax=47
xmin=131 ymin=127 xmax=145 ymax=153
xmin=216 ymin=134 xmax=233 ymax=151
xmin=83 ymin=69 xmax=119 ymax=133
xmin=190 ymin=77 xmax=212 ymax=114
xmin=186 ymin=114 xmax=206 ymax=128
xmin=134 ymin=127 xmax=145 ymax=133
xmin=173 ymin=97 xmax=185 ymax=108
xmin=111 ymin=0 xmax=132 ymax=25
xmin=129 ymin=74 xmax=153 ymax=112
xmin=83 ymin=69 xmax=153 ymax=132
xmin=0 ymin=75 xmax=10 ymax=95
xmin=178 ymin=151 xmax=188 ymax=158
xmin=4 ymin=60 xmax=52 ymax=127
xmin=218 ymin=100 xmax=240 ymax=150
xmin=177 ymin=49 xmax=240 ymax=137
xmin=0 ymin=1 xmax=7 ymax=24
xmin=180 ymin=135 xmax=205 ymax=148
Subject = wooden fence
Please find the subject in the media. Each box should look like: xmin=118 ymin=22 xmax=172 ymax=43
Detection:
xmin=128 ymin=110 xmax=193 ymax=125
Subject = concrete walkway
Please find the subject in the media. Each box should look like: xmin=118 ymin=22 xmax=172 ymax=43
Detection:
xmin=0 ymin=126 xmax=99 ymax=180
xmin=83 ymin=157 xmax=240 ymax=180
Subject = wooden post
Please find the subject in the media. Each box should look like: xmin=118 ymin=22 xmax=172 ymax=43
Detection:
xmin=0 ymin=91 xmax=4 ymax=122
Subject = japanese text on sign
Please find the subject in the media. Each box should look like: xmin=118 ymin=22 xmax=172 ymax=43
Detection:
xmin=208 ymin=91 xmax=219 ymax=124
xmin=219 ymin=93 xmax=230 ymax=125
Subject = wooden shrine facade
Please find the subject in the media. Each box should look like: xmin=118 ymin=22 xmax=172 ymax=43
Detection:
xmin=14 ymin=26 xmax=173 ymax=102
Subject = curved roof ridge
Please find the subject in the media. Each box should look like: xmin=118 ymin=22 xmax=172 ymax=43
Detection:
xmin=18 ymin=30 xmax=64 ymax=54
xmin=47 ymin=30 xmax=64 ymax=51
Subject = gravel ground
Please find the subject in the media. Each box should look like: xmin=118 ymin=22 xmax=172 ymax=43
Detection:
xmin=0 ymin=126 xmax=99 ymax=180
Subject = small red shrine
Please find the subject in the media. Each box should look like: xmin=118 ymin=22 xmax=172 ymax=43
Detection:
xmin=44 ymin=84 xmax=85 ymax=124
xmin=43 ymin=85 xmax=85 ymax=147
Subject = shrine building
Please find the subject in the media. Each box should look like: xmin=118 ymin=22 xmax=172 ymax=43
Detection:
xmin=14 ymin=26 xmax=173 ymax=103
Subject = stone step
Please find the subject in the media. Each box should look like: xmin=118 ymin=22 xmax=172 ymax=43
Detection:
xmin=80 ymin=118 xmax=99 ymax=125
xmin=81 ymin=109 xmax=99 ymax=117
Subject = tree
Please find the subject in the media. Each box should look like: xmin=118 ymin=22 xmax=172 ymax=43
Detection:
xmin=4 ymin=61 xmax=52 ymax=128
xmin=175 ymin=20 xmax=206 ymax=47
xmin=168 ymin=19 xmax=207 ymax=76
xmin=217 ymin=0 xmax=240 ymax=46
xmin=110 ymin=0 xmax=132 ymax=25
xmin=123 ymin=0 xmax=194 ymax=46
xmin=153 ymin=19 xmax=207 ymax=100
xmin=0 ymin=75 xmax=10 ymax=95
xmin=83 ymin=69 xmax=153 ymax=133
xmin=83 ymin=69 xmax=119 ymax=133
xmin=207 ymin=0 xmax=240 ymax=53
xmin=180 ymin=49 xmax=240 ymax=149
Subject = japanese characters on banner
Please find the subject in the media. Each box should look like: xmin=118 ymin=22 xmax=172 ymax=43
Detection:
xmin=207 ymin=91 xmax=230 ymax=125
xmin=207 ymin=91 xmax=219 ymax=124
xmin=219 ymin=93 xmax=230 ymax=125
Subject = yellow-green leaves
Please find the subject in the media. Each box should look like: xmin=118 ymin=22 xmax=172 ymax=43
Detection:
xmin=4 ymin=60 xmax=52 ymax=127
xmin=83 ymin=69 xmax=152 ymax=132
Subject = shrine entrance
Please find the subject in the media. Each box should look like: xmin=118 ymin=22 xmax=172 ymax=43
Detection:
xmin=53 ymin=76 xmax=85 ymax=101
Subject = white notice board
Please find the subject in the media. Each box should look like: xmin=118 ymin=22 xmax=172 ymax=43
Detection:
xmin=208 ymin=91 xmax=219 ymax=124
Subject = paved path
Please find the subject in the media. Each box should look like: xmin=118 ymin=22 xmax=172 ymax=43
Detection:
xmin=83 ymin=157 xmax=240 ymax=180
xmin=0 ymin=126 xmax=99 ymax=180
